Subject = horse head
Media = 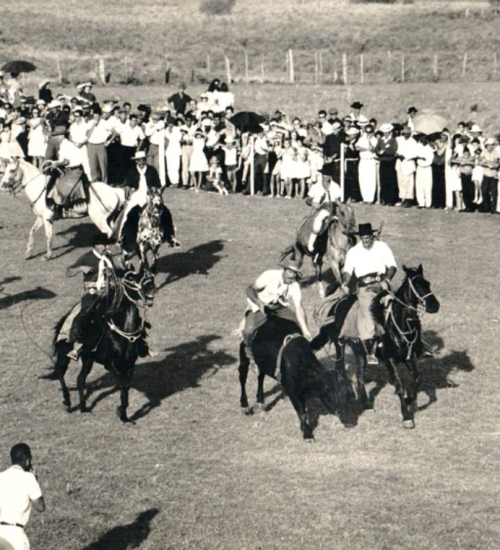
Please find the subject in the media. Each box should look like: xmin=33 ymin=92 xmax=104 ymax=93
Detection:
xmin=123 ymin=266 xmax=155 ymax=308
xmin=0 ymin=156 xmax=22 ymax=191
xmin=402 ymin=264 xmax=440 ymax=314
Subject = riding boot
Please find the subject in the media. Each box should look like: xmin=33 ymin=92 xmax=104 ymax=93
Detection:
xmin=362 ymin=339 xmax=378 ymax=365
xmin=67 ymin=341 xmax=84 ymax=361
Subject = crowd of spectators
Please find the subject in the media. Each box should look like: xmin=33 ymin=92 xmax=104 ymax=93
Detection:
xmin=0 ymin=71 xmax=499 ymax=214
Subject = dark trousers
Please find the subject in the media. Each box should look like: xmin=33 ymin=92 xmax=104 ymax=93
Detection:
xmin=252 ymin=153 xmax=268 ymax=194
xmin=481 ymin=176 xmax=498 ymax=213
xmin=432 ymin=163 xmax=446 ymax=208
xmin=379 ymin=160 xmax=399 ymax=205
xmin=461 ymin=173 xmax=475 ymax=211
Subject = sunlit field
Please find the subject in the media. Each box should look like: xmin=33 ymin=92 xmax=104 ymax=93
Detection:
xmin=0 ymin=96 xmax=499 ymax=548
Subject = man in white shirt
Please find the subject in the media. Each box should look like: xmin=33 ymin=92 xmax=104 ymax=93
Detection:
xmin=0 ymin=443 xmax=45 ymax=550
xmin=396 ymin=126 xmax=418 ymax=207
xmin=415 ymin=136 xmax=435 ymax=208
xmin=86 ymin=109 xmax=115 ymax=182
xmin=340 ymin=223 xmax=397 ymax=364
xmin=242 ymin=259 xmax=312 ymax=354
xmin=144 ymin=112 xmax=165 ymax=175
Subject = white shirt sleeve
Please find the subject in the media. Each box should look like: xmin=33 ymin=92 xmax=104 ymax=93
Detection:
xmin=27 ymin=473 xmax=42 ymax=502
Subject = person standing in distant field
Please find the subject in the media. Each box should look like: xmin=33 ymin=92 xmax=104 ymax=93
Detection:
xmin=168 ymin=82 xmax=192 ymax=116
xmin=0 ymin=443 xmax=45 ymax=550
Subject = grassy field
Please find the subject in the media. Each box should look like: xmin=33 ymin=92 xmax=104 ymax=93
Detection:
xmin=1 ymin=77 xmax=500 ymax=547
xmin=3 ymin=0 xmax=500 ymax=85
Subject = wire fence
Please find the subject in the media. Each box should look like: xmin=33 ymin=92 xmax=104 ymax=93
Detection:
xmin=40 ymin=49 xmax=500 ymax=87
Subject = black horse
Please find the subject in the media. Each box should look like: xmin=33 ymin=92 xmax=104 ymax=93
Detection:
xmin=311 ymin=265 xmax=440 ymax=428
xmin=239 ymin=316 xmax=337 ymax=439
xmin=53 ymin=265 xmax=155 ymax=422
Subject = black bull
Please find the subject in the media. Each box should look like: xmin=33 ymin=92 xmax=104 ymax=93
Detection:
xmin=239 ymin=317 xmax=337 ymax=439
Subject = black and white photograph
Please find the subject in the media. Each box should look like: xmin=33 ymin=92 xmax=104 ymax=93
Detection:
xmin=0 ymin=0 xmax=499 ymax=548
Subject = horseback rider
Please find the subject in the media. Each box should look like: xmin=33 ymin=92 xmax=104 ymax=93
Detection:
xmin=242 ymin=259 xmax=312 ymax=355
xmin=340 ymin=223 xmax=397 ymax=365
xmin=65 ymin=235 xmax=128 ymax=361
xmin=43 ymin=124 xmax=89 ymax=214
xmin=304 ymin=175 xmax=342 ymax=256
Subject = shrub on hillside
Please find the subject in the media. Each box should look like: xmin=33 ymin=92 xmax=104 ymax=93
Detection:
xmin=199 ymin=0 xmax=236 ymax=15
xmin=350 ymin=0 xmax=414 ymax=4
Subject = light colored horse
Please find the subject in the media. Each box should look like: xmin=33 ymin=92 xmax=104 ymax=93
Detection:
xmin=0 ymin=158 xmax=126 ymax=260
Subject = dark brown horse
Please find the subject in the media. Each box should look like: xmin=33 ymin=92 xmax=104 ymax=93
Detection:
xmin=281 ymin=202 xmax=356 ymax=297
xmin=53 ymin=265 xmax=155 ymax=422
xmin=239 ymin=316 xmax=337 ymax=439
xmin=311 ymin=265 xmax=440 ymax=428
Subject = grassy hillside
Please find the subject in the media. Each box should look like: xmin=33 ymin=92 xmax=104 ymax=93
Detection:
xmin=2 ymin=0 xmax=500 ymax=85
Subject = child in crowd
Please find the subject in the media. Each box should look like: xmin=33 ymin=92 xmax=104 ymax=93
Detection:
xmin=222 ymin=136 xmax=238 ymax=192
xmin=207 ymin=156 xmax=227 ymax=195
xmin=189 ymin=129 xmax=209 ymax=192
xmin=472 ymin=147 xmax=483 ymax=205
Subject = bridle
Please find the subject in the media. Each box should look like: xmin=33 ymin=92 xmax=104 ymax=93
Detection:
xmin=2 ymin=159 xmax=49 ymax=206
xmin=105 ymin=270 xmax=155 ymax=343
xmin=407 ymin=275 xmax=435 ymax=313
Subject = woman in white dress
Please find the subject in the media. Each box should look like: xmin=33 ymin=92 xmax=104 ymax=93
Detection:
xmin=189 ymin=130 xmax=209 ymax=191
xmin=165 ymin=118 xmax=183 ymax=186
xmin=280 ymin=138 xmax=296 ymax=198
xmin=356 ymin=124 xmax=378 ymax=203
xmin=27 ymin=107 xmax=48 ymax=168
xmin=291 ymin=134 xmax=310 ymax=198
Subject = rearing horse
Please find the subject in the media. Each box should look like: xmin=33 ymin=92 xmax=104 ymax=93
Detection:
xmin=0 ymin=158 xmax=126 ymax=260
xmin=281 ymin=202 xmax=356 ymax=297
xmin=311 ymin=265 xmax=440 ymax=428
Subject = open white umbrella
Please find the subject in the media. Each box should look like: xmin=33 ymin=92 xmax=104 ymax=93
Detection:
xmin=412 ymin=114 xmax=448 ymax=135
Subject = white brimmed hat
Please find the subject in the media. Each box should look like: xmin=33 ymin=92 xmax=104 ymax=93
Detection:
xmin=131 ymin=151 xmax=147 ymax=161
xmin=47 ymin=100 xmax=62 ymax=109
xmin=77 ymin=82 xmax=93 ymax=91
xmin=470 ymin=124 xmax=482 ymax=133
xmin=346 ymin=127 xmax=360 ymax=136
xmin=380 ymin=123 xmax=394 ymax=133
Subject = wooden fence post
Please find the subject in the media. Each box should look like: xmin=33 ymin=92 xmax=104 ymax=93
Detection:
xmin=387 ymin=51 xmax=392 ymax=82
xmin=124 ymin=56 xmax=129 ymax=82
xmin=261 ymin=55 xmax=265 ymax=83
xmin=244 ymin=50 xmax=249 ymax=81
xmin=494 ymin=53 xmax=498 ymax=79
xmin=98 ymin=58 xmax=106 ymax=85
xmin=433 ymin=53 xmax=439 ymax=80
xmin=206 ymin=54 xmax=211 ymax=73
xmin=314 ymin=52 xmax=319 ymax=83
xmin=342 ymin=53 xmax=348 ymax=85
xmin=225 ymin=55 xmax=232 ymax=84
xmin=289 ymin=49 xmax=295 ymax=83
xmin=319 ymin=51 xmax=324 ymax=82
xmin=462 ymin=52 xmax=467 ymax=79
xmin=360 ymin=54 xmax=364 ymax=84
xmin=56 ymin=58 xmax=63 ymax=84
xmin=401 ymin=54 xmax=405 ymax=83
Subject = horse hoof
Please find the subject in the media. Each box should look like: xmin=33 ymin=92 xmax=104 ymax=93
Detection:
xmin=80 ymin=406 xmax=91 ymax=414
xmin=403 ymin=419 xmax=415 ymax=429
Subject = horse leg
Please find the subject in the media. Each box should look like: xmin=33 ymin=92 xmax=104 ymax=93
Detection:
xmin=333 ymin=339 xmax=354 ymax=405
xmin=238 ymin=342 xmax=251 ymax=412
xmin=42 ymin=217 xmax=54 ymax=260
xmin=115 ymin=365 xmax=134 ymax=423
xmin=314 ymin=256 xmax=326 ymax=299
xmin=255 ymin=370 xmax=266 ymax=410
xmin=88 ymin=199 xmax=114 ymax=238
xmin=77 ymin=356 xmax=94 ymax=413
xmin=55 ymin=346 xmax=72 ymax=411
xmin=352 ymin=341 xmax=370 ymax=409
xmin=386 ymin=358 xmax=415 ymax=429
xmin=25 ymin=216 xmax=43 ymax=259
xmin=288 ymin=392 xmax=313 ymax=440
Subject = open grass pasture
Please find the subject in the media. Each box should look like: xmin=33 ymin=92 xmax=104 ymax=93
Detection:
xmin=3 ymin=0 xmax=500 ymax=84
xmin=0 ymin=77 xmax=500 ymax=546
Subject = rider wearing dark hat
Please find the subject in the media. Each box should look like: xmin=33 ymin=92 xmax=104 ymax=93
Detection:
xmin=241 ymin=258 xmax=312 ymax=354
xmin=340 ymin=223 xmax=397 ymax=364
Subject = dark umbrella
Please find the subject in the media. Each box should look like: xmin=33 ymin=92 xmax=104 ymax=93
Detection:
xmin=1 ymin=60 xmax=37 ymax=74
xmin=230 ymin=111 xmax=265 ymax=134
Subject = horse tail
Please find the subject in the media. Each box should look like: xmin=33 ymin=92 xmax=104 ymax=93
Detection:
xmin=280 ymin=243 xmax=304 ymax=264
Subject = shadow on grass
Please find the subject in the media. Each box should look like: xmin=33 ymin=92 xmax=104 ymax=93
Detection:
xmin=80 ymin=508 xmax=159 ymax=550
xmin=0 ymin=286 xmax=57 ymax=311
xmin=317 ymin=329 xmax=475 ymax=428
xmin=155 ymin=239 xmax=225 ymax=289
xmin=58 ymin=222 xmax=100 ymax=250
xmin=85 ymin=334 xmax=235 ymax=421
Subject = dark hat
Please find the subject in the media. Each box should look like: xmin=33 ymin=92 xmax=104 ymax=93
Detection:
xmin=351 ymin=101 xmax=364 ymax=110
xmin=407 ymin=106 xmax=418 ymax=114
xmin=356 ymin=223 xmax=376 ymax=237
xmin=278 ymin=258 xmax=303 ymax=278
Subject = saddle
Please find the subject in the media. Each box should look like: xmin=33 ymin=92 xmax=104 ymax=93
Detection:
xmin=46 ymin=167 xmax=89 ymax=215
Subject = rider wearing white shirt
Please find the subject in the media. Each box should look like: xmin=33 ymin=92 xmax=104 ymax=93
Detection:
xmin=341 ymin=223 xmax=397 ymax=364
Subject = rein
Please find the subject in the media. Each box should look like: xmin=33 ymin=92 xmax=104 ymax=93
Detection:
xmin=5 ymin=163 xmax=49 ymax=207
xmin=275 ymin=333 xmax=303 ymax=382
